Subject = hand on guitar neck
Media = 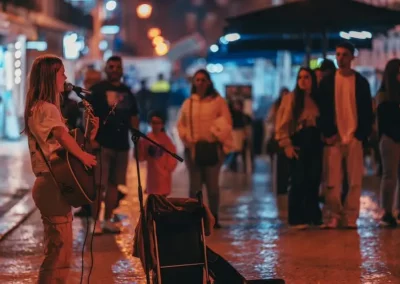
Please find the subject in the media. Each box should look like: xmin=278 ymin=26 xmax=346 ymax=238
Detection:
xmin=82 ymin=101 xmax=100 ymax=150
xmin=89 ymin=116 xmax=99 ymax=142
xmin=81 ymin=103 xmax=100 ymax=172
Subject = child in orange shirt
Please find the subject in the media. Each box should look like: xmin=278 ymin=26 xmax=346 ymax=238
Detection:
xmin=137 ymin=111 xmax=177 ymax=196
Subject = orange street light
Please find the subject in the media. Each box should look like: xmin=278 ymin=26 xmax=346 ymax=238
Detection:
xmin=147 ymin=27 xmax=161 ymax=39
xmin=152 ymin=35 xmax=164 ymax=46
xmin=155 ymin=42 xmax=169 ymax=56
xmin=137 ymin=3 xmax=152 ymax=19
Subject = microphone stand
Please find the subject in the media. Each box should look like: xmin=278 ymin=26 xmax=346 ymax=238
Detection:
xmin=131 ymin=128 xmax=183 ymax=284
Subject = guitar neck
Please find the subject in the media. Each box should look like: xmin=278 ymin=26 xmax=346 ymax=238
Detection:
xmin=83 ymin=113 xmax=92 ymax=140
xmin=81 ymin=100 xmax=95 ymax=141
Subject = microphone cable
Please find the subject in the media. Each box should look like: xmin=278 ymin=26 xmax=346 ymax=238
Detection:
xmin=80 ymin=207 xmax=90 ymax=284
xmin=79 ymin=146 xmax=99 ymax=284
xmin=87 ymin=145 xmax=102 ymax=283
xmin=70 ymin=86 xmax=101 ymax=284
xmin=77 ymin=123 xmax=102 ymax=284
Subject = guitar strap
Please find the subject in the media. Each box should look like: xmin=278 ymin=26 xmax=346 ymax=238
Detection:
xmin=31 ymin=134 xmax=62 ymax=191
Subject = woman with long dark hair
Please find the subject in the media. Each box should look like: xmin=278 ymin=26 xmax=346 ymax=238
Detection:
xmin=376 ymin=58 xmax=400 ymax=227
xmin=275 ymin=67 xmax=323 ymax=228
xmin=177 ymin=69 xmax=232 ymax=228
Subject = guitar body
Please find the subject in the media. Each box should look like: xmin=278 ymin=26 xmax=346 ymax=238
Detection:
xmin=51 ymin=128 xmax=97 ymax=208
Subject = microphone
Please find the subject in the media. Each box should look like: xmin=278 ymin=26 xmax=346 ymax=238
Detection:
xmin=64 ymin=82 xmax=92 ymax=96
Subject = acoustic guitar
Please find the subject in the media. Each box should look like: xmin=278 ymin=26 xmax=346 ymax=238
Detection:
xmin=50 ymin=100 xmax=97 ymax=208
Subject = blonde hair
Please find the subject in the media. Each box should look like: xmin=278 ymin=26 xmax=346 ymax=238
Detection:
xmin=23 ymin=54 xmax=63 ymax=135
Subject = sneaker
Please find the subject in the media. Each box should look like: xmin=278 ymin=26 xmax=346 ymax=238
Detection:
xmin=102 ymin=220 xmax=121 ymax=234
xmin=93 ymin=221 xmax=103 ymax=235
xmin=380 ymin=213 xmax=397 ymax=228
xmin=320 ymin=218 xmax=338 ymax=229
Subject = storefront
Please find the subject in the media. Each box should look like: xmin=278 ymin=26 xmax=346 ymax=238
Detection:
xmin=0 ymin=12 xmax=36 ymax=141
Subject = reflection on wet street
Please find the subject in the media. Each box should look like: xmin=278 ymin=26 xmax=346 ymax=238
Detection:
xmin=209 ymin=168 xmax=400 ymax=283
xmin=0 ymin=140 xmax=35 ymax=193
xmin=0 ymin=141 xmax=400 ymax=283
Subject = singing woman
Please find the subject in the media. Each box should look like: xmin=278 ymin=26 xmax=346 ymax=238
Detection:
xmin=23 ymin=54 xmax=98 ymax=283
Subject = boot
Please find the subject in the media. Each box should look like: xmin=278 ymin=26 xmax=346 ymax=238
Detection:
xmin=214 ymin=214 xmax=222 ymax=229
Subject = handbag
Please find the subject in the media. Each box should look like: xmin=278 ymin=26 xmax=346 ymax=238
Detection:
xmin=189 ymin=98 xmax=219 ymax=167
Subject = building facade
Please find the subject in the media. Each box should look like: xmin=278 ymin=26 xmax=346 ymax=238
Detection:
xmin=0 ymin=0 xmax=92 ymax=141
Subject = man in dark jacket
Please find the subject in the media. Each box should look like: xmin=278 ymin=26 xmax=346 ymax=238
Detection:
xmin=318 ymin=41 xmax=373 ymax=229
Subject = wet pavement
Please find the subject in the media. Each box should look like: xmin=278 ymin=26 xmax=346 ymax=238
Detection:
xmin=0 ymin=139 xmax=400 ymax=283
xmin=0 ymin=141 xmax=36 ymax=241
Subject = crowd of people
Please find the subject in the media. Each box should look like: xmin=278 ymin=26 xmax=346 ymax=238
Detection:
xmin=59 ymin=41 xmax=400 ymax=233
xmin=266 ymin=41 xmax=400 ymax=229
xmin=59 ymin=57 xmax=234 ymax=233
xmin=23 ymin=39 xmax=400 ymax=282
xmin=24 ymin=52 xmax=238 ymax=281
